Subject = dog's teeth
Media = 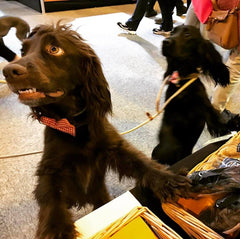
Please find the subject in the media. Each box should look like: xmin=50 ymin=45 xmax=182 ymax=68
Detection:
xmin=18 ymin=88 xmax=37 ymax=94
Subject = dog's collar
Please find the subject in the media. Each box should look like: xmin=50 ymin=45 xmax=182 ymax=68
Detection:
xmin=36 ymin=115 xmax=76 ymax=136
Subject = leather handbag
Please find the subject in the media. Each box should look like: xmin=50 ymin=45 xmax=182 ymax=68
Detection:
xmin=206 ymin=0 xmax=240 ymax=49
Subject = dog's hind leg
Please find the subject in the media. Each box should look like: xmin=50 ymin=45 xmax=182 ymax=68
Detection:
xmin=34 ymin=175 xmax=79 ymax=239
xmin=88 ymin=174 xmax=111 ymax=210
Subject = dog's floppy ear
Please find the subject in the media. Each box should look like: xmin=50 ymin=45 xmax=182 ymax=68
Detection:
xmin=76 ymin=43 xmax=112 ymax=123
xmin=198 ymin=39 xmax=229 ymax=87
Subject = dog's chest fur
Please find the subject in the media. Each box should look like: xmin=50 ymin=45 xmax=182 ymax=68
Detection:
xmin=38 ymin=126 xmax=109 ymax=198
xmin=165 ymin=79 xmax=207 ymax=109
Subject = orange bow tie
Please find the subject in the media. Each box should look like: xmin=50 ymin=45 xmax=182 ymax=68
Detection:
xmin=39 ymin=116 xmax=76 ymax=136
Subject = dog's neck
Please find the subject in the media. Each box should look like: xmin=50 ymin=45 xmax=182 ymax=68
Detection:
xmin=32 ymin=104 xmax=87 ymax=137
xmin=166 ymin=58 xmax=201 ymax=78
xmin=167 ymin=71 xmax=200 ymax=86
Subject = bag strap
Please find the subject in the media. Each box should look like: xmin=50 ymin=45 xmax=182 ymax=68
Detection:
xmin=211 ymin=0 xmax=240 ymax=10
xmin=211 ymin=0 xmax=220 ymax=10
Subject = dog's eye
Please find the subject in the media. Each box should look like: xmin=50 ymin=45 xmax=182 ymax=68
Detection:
xmin=46 ymin=45 xmax=64 ymax=56
xmin=20 ymin=48 xmax=25 ymax=56
xmin=21 ymin=43 xmax=29 ymax=56
xmin=184 ymin=31 xmax=191 ymax=38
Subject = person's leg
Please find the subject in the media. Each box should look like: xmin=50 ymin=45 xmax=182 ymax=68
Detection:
xmin=175 ymin=0 xmax=187 ymax=16
xmin=153 ymin=0 xmax=176 ymax=35
xmin=0 ymin=38 xmax=17 ymax=62
xmin=212 ymin=48 xmax=240 ymax=112
xmin=126 ymin=0 xmax=149 ymax=30
xmin=145 ymin=0 xmax=158 ymax=17
xmin=117 ymin=0 xmax=148 ymax=33
xmin=184 ymin=2 xmax=200 ymax=28
xmin=184 ymin=2 xmax=208 ymax=39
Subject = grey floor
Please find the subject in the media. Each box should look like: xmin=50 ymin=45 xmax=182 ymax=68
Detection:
xmin=0 ymin=1 xmax=239 ymax=238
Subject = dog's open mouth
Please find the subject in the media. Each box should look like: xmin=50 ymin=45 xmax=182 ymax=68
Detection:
xmin=17 ymin=88 xmax=64 ymax=101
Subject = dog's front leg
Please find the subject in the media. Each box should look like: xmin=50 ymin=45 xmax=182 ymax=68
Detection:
xmin=110 ymin=139 xmax=191 ymax=201
xmin=34 ymin=175 xmax=79 ymax=239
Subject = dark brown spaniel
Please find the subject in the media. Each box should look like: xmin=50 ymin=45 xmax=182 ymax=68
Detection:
xmin=3 ymin=23 xmax=190 ymax=239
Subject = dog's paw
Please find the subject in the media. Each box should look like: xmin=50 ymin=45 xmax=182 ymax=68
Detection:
xmin=144 ymin=169 xmax=192 ymax=202
xmin=36 ymin=230 xmax=79 ymax=239
xmin=36 ymin=221 xmax=79 ymax=239
xmin=160 ymin=172 xmax=192 ymax=200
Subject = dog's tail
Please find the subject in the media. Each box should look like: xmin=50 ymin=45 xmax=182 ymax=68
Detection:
xmin=0 ymin=16 xmax=30 ymax=41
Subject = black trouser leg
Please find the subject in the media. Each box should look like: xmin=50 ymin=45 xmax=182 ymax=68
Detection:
xmin=0 ymin=38 xmax=16 ymax=62
xmin=126 ymin=0 xmax=149 ymax=30
xmin=157 ymin=0 xmax=176 ymax=31
xmin=147 ymin=0 xmax=157 ymax=11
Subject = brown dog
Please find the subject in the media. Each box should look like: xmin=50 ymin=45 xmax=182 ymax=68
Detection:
xmin=3 ymin=22 xmax=190 ymax=239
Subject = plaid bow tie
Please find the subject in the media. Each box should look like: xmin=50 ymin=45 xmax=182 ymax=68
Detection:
xmin=39 ymin=116 xmax=76 ymax=136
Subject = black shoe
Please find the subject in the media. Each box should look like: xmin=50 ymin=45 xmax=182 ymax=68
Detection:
xmin=176 ymin=5 xmax=187 ymax=16
xmin=145 ymin=9 xmax=158 ymax=18
xmin=153 ymin=26 xmax=171 ymax=37
xmin=117 ymin=22 xmax=136 ymax=35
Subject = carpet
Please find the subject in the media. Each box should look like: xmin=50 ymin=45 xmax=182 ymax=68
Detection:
xmin=0 ymin=12 xmax=220 ymax=239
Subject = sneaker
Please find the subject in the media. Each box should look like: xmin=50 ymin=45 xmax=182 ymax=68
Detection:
xmin=117 ymin=22 xmax=136 ymax=35
xmin=153 ymin=28 xmax=171 ymax=37
xmin=145 ymin=9 xmax=158 ymax=18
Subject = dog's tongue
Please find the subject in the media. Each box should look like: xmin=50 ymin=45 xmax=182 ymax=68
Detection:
xmin=19 ymin=92 xmax=46 ymax=101
xmin=18 ymin=90 xmax=64 ymax=101
xmin=45 ymin=91 xmax=64 ymax=97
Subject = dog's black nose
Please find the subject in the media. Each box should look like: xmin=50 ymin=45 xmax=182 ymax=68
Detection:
xmin=3 ymin=63 xmax=27 ymax=80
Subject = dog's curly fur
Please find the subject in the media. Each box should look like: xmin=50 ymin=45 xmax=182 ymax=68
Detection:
xmin=152 ymin=25 xmax=240 ymax=165
xmin=3 ymin=23 xmax=190 ymax=239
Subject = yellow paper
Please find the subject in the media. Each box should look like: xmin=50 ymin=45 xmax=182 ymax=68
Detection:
xmin=110 ymin=216 xmax=157 ymax=239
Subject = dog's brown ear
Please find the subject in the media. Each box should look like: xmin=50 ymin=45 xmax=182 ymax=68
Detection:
xmin=0 ymin=16 xmax=30 ymax=40
xmin=85 ymin=53 xmax=112 ymax=117
xmin=76 ymin=43 xmax=112 ymax=124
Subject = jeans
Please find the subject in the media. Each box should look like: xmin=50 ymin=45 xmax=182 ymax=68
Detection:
xmin=126 ymin=0 xmax=176 ymax=31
